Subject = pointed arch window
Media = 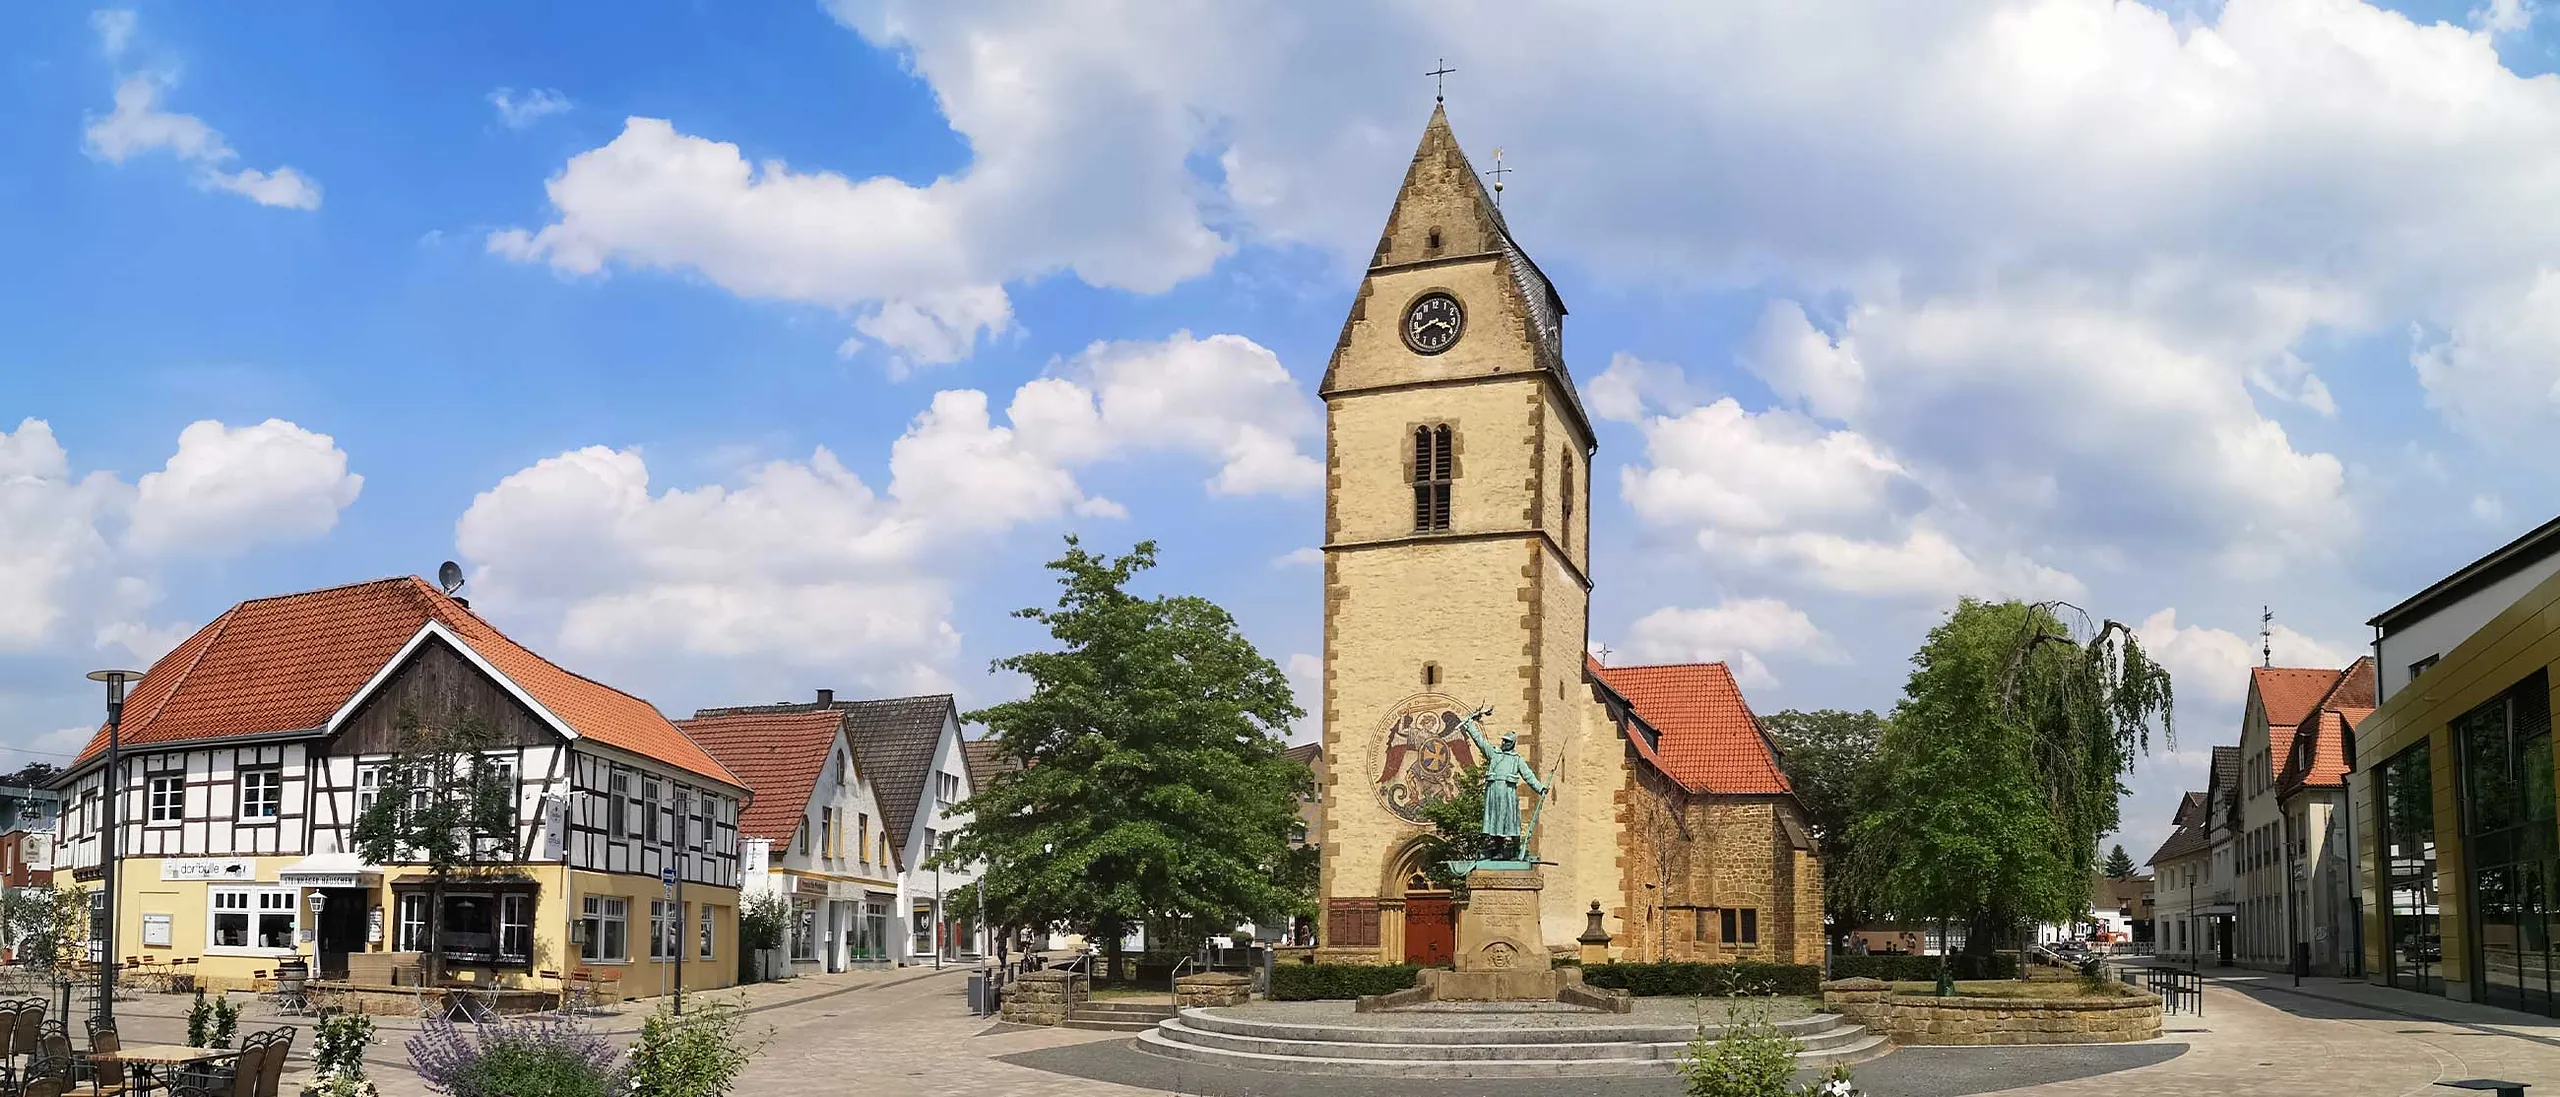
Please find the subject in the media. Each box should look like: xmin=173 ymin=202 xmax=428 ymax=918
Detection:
xmin=1412 ymin=425 xmax=1454 ymax=531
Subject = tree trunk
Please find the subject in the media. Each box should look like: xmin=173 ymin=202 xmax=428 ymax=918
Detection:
xmin=427 ymin=875 xmax=445 ymax=988
xmin=1099 ymin=917 xmax=1126 ymax=983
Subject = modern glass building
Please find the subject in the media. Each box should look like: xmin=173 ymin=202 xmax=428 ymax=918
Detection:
xmin=2356 ymin=518 xmax=2560 ymax=1014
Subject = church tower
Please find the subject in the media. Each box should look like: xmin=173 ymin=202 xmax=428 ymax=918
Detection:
xmin=1314 ymin=105 xmax=1608 ymax=963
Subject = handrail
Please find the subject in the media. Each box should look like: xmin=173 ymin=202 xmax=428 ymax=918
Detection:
xmin=1169 ymin=954 xmax=1197 ymax=998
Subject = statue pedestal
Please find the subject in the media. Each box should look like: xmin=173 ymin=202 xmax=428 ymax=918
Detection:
xmin=1357 ymin=868 xmax=1630 ymax=1014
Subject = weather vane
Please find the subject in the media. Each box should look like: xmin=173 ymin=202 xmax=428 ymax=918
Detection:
xmin=1427 ymin=58 xmax=1456 ymax=103
xmin=1488 ymin=147 xmax=1510 ymax=206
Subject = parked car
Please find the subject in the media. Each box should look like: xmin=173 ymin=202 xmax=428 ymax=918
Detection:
xmin=2402 ymin=935 xmax=2442 ymax=963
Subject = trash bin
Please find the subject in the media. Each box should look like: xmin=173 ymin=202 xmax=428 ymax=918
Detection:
xmin=967 ymin=970 xmax=989 ymax=1016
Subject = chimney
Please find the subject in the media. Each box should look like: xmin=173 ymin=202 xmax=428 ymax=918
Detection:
xmin=815 ymin=689 xmax=835 ymax=707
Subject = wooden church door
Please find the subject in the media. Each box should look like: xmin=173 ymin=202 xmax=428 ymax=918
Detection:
xmin=1405 ymin=894 xmax=1455 ymax=966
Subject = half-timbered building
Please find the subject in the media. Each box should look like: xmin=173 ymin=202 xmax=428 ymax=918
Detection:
xmin=55 ymin=576 xmax=752 ymax=997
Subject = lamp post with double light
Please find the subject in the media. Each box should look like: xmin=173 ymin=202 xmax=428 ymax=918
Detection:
xmin=87 ymin=668 xmax=140 ymax=1025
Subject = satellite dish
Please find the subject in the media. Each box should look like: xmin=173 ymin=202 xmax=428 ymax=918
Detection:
xmin=437 ymin=560 xmax=466 ymax=595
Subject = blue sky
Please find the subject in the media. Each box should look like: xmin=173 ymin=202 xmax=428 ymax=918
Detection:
xmin=7 ymin=1 xmax=2560 ymax=855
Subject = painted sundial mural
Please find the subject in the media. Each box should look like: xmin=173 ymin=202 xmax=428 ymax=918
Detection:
xmin=1374 ymin=691 xmax=1476 ymax=825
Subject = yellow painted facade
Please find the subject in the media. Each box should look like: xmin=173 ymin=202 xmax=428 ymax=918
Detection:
xmin=2352 ymin=563 xmax=2560 ymax=1001
xmin=99 ymin=856 xmax=736 ymax=999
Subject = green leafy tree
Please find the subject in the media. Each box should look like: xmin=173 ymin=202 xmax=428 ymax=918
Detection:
xmin=1411 ymin=765 xmax=1507 ymax=896
xmin=2102 ymin=843 xmax=2136 ymax=880
xmin=1761 ymin=709 xmax=1886 ymax=943
xmin=350 ymin=707 xmax=520 ymax=986
xmin=942 ymin=538 xmax=1311 ymax=982
xmin=1853 ymin=599 xmax=2172 ymax=957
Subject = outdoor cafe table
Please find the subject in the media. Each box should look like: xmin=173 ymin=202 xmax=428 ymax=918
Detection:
xmin=112 ymin=1044 xmax=239 ymax=1093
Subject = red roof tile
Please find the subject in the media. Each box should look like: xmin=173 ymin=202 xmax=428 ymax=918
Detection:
xmin=1588 ymin=658 xmax=1790 ymax=795
xmin=74 ymin=577 xmax=743 ymax=790
xmin=2271 ymin=657 xmax=2376 ymax=797
xmin=2253 ymin=666 xmax=2347 ymax=731
xmin=678 ymin=709 xmax=846 ymax=842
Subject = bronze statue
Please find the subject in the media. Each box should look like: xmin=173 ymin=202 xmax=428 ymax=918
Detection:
xmin=1457 ymin=705 xmax=1548 ymax=861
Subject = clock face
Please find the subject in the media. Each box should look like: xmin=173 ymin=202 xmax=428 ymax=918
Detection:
xmin=1402 ymin=293 xmax=1464 ymax=356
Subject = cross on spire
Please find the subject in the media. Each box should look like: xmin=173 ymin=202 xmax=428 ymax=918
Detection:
xmin=2261 ymin=605 xmax=2273 ymax=668
xmin=1487 ymin=147 xmax=1510 ymax=206
xmin=1427 ymin=59 xmax=1456 ymax=103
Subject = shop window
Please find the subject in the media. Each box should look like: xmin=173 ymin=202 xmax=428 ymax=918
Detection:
xmin=580 ymin=896 xmax=628 ymax=962
xmin=395 ymin=893 xmax=428 ymax=953
xmin=500 ymin=894 xmax=532 ymax=964
xmin=700 ymin=905 xmax=716 ymax=960
xmin=210 ymin=888 xmax=296 ymax=951
xmin=650 ymin=900 xmax=680 ymax=961
xmin=793 ymin=900 xmax=819 ymax=961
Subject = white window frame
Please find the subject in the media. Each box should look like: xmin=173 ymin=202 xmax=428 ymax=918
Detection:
xmin=581 ymin=895 xmax=628 ymax=963
xmin=649 ymin=899 xmax=679 ymax=961
xmin=395 ymin=892 xmax=429 ymax=953
xmin=237 ymin=767 xmax=282 ymax=822
xmin=355 ymin=763 xmax=382 ymax=816
xmin=699 ymin=905 xmax=715 ymax=960
xmin=499 ymin=893 xmax=533 ymax=963
xmin=146 ymin=774 xmax=184 ymax=826
xmin=207 ymin=886 xmax=299 ymax=954
xmin=643 ymin=777 xmax=664 ymax=844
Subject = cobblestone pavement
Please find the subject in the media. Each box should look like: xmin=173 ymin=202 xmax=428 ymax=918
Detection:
xmin=271 ymin=965 xmax=2560 ymax=1096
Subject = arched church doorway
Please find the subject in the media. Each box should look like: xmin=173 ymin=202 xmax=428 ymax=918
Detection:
xmin=1400 ymin=871 xmax=1454 ymax=966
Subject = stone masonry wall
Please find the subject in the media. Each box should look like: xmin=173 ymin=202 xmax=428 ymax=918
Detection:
xmin=1821 ymin=979 xmax=2162 ymax=1045
xmin=1613 ymin=780 xmax=1824 ymax=964
xmin=1174 ymin=973 xmax=1251 ymax=1009
xmin=1000 ymin=971 xmax=1087 ymax=1026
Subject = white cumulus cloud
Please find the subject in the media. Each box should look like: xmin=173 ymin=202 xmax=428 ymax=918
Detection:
xmin=84 ymin=56 xmax=321 ymax=210
xmin=1621 ymin=598 xmax=1843 ymax=688
xmin=488 ymin=87 xmax=572 ymax=129
xmin=0 ymin=417 xmax=362 ymax=659
xmin=456 ymin=330 xmax=1319 ymax=700
xmin=127 ymin=420 xmax=363 ymax=556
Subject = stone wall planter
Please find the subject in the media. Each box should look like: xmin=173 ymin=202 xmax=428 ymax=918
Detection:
xmin=1175 ymin=972 xmax=1251 ymax=1009
xmin=1002 ymin=970 xmax=1090 ymax=1025
xmin=1819 ymin=978 xmax=2161 ymax=1045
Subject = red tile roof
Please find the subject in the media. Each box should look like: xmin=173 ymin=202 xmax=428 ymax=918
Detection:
xmin=1588 ymin=658 xmax=1790 ymax=796
xmin=2253 ymin=666 xmax=2347 ymax=731
xmin=74 ymin=576 xmax=744 ymax=789
xmin=2270 ymin=657 xmax=2376 ymax=797
xmin=677 ymin=709 xmax=848 ymax=842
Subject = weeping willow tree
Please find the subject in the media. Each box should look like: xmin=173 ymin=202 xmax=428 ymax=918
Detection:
xmin=1851 ymin=599 xmax=2173 ymax=956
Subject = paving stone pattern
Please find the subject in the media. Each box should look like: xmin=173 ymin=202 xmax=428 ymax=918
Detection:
xmin=268 ymin=964 xmax=2560 ymax=1097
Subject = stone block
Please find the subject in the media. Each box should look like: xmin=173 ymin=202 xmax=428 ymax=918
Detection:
xmin=1000 ymin=970 xmax=1089 ymax=1025
xmin=1175 ymin=972 xmax=1252 ymax=1009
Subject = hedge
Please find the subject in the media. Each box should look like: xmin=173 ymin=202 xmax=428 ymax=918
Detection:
xmin=1271 ymin=964 xmax=1421 ymax=1001
xmin=1828 ymin=954 xmax=2019 ymax=981
xmin=1578 ymin=961 xmax=1822 ymax=998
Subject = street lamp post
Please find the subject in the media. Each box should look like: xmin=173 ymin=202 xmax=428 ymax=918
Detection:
xmin=87 ymin=668 xmax=140 ymax=1025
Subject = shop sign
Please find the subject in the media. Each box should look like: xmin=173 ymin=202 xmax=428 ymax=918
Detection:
xmin=161 ymin=858 xmax=255 ymax=882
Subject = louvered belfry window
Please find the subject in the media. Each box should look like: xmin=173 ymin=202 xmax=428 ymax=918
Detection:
xmin=1412 ymin=424 xmax=1454 ymax=532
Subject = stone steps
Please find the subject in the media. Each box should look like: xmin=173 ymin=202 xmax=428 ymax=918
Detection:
xmin=1060 ymin=1000 xmax=1177 ymax=1032
xmin=1133 ymin=1007 xmax=1893 ymax=1078
xmin=1176 ymin=1006 xmax=1845 ymax=1046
